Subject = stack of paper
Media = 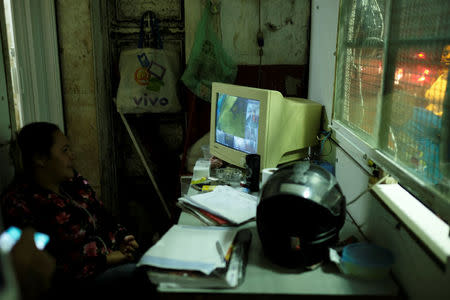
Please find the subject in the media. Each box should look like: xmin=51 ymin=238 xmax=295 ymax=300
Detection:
xmin=177 ymin=185 xmax=258 ymax=225
xmin=138 ymin=225 xmax=252 ymax=289
xmin=137 ymin=225 xmax=238 ymax=275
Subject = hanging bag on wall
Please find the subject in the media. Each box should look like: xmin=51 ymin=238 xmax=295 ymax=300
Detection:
xmin=181 ymin=2 xmax=237 ymax=102
xmin=116 ymin=11 xmax=181 ymax=113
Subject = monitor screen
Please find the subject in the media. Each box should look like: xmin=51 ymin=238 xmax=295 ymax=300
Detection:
xmin=215 ymin=92 xmax=260 ymax=155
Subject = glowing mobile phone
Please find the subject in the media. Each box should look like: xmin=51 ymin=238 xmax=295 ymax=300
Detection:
xmin=0 ymin=226 xmax=50 ymax=253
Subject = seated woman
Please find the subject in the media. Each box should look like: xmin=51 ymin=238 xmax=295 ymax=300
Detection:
xmin=1 ymin=122 xmax=154 ymax=298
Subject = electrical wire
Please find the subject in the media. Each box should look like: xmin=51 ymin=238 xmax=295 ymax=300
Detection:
xmin=318 ymin=130 xmax=332 ymax=156
xmin=310 ymin=131 xmax=333 ymax=159
xmin=345 ymin=173 xmax=390 ymax=242
xmin=321 ymin=138 xmax=333 ymax=157
xmin=346 ymin=174 xmax=390 ymax=206
xmin=343 ymin=174 xmax=389 ymax=242
xmin=346 ymin=210 xmax=369 ymax=241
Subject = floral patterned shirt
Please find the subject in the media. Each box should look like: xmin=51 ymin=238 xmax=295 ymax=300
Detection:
xmin=1 ymin=172 xmax=129 ymax=279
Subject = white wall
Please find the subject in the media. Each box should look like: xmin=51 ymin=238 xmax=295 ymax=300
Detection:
xmin=307 ymin=0 xmax=338 ymax=125
xmin=308 ymin=0 xmax=450 ymax=299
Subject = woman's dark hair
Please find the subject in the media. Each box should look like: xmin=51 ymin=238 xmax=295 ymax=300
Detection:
xmin=17 ymin=122 xmax=60 ymax=171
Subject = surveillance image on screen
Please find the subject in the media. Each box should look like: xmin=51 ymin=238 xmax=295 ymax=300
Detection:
xmin=215 ymin=92 xmax=259 ymax=154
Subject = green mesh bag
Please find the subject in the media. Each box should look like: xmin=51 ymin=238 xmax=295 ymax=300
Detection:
xmin=181 ymin=4 xmax=237 ymax=102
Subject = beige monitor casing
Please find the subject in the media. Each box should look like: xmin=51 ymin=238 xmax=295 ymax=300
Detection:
xmin=210 ymin=82 xmax=322 ymax=171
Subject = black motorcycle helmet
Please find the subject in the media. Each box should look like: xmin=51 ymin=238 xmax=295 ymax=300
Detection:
xmin=257 ymin=162 xmax=346 ymax=269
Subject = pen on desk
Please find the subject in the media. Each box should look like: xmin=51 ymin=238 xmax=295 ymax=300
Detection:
xmin=216 ymin=240 xmax=227 ymax=264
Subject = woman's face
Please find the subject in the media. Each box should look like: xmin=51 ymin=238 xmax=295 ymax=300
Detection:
xmin=43 ymin=130 xmax=75 ymax=182
xmin=441 ymin=45 xmax=450 ymax=66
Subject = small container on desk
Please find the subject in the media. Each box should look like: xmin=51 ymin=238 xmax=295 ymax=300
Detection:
xmin=214 ymin=167 xmax=243 ymax=187
xmin=193 ymin=159 xmax=211 ymax=180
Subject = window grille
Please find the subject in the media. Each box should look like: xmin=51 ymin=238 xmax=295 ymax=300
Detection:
xmin=334 ymin=0 xmax=450 ymax=220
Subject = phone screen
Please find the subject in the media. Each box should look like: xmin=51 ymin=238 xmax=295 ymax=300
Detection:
xmin=0 ymin=226 xmax=50 ymax=253
xmin=33 ymin=232 xmax=50 ymax=250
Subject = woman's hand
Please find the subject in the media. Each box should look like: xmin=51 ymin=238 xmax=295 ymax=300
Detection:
xmin=107 ymin=235 xmax=139 ymax=266
xmin=119 ymin=235 xmax=139 ymax=256
xmin=106 ymin=250 xmax=133 ymax=266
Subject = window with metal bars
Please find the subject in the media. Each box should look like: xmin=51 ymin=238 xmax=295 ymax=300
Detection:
xmin=334 ymin=0 xmax=450 ymax=221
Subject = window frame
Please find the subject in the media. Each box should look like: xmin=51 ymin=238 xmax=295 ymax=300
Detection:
xmin=332 ymin=0 xmax=450 ymax=266
xmin=332 ymin=0 xmax=450 ymax=222
xmin=331 ymin=120 xmax=444 ymax=214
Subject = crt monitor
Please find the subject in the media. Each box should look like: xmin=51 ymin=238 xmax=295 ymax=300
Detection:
xmin=210 ymin=82 xmax=322 ymax=171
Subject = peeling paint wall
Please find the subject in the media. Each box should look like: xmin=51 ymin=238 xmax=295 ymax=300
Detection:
xmin=185 ymin=0 xmax=310 ymax=65
xmin=116 ymin=0 xmax=182 ymax=20
xmin=223 ymin=0 xmax=310 ymax=65
xmin=56 ymin=0 xmax=101 ymax=195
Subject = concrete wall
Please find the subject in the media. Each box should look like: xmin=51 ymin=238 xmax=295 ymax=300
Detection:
xmin=55 ymin=0 xmax=101 ymax=195
xmin=185 ymin=0 xmax=310 ymax=65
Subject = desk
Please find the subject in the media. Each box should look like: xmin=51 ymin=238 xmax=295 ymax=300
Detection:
xmin=153 ymin=164 xmax=400 ymax=298
xmin=153 ymin=211 xmax=399 ymax=299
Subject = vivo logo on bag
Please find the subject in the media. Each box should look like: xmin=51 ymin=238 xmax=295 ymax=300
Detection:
xmin=132 ymin=94 xmax=169 ymax=106
xmin=116 ymin=47 xmax=181 ymax=113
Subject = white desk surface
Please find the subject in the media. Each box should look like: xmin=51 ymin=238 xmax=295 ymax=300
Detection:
xmin=155 ymin=212 xmax=399 ymax=297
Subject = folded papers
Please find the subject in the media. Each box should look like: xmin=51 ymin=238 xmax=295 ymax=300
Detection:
xmin=177 ymin=185 xmax=258 ymax=225
xmin=138 ymin=225 xmax=239 ymax=274
xmin=138 ymin=225 xmax=252 ymax=289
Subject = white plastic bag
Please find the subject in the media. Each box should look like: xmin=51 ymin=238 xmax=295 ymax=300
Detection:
xmin=116 ymin=11 xmax=181 ymax=113
xmin=116 ymin=47 xmax=181 ymax=113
